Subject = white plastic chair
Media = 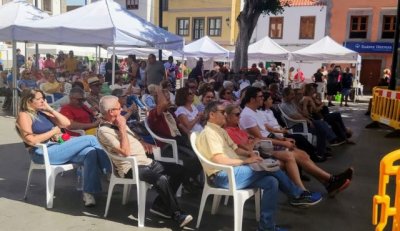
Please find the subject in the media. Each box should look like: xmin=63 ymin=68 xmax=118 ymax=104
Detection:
xmin=97 ymin=142 xmax=151 ymax=228
xmin=16 ymin=127 xmax=74 ymax=209
xmin=277 ymin=104 xmax=314 ymax=145
xmin=190 ymin=133 xmax=260 ymax=231
xmin=144 ymin=118 xmax=183 ymax=196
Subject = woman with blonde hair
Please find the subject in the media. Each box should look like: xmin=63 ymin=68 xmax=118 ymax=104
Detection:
xmin=16 ymin=89 xmax=110 ymax=207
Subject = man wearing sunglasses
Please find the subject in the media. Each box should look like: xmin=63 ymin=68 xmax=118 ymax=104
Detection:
xmin=60 ymin=87 xmax=101 ymax=136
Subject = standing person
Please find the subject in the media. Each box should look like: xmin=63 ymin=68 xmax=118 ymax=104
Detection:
xmin=326 ymin=64 xmax=339 ymax=107
xmin=97 ymin=95 xmax=193 ymax=228
xmin=145 ymin=53 xmax=166 ymax=87
xmin=65 ymin=50 xmax=78 ymax=74
xmin=138 ymin=60 xmax=146 ymax=87
xmin=105 ymin=55 xmax=122 ymax=86
xmin=164 ymin=56 xmax=176 ymax=90
xmin=312 ymin=68 xmax=325 ymax=100
xmin=16 ymin=89 xmax=110 ymax=207
xmin=188 ymin=60 xmax=203 ymax=82
xmin=340 ymin=67 xmax=353 ymax=107
xmin=16 ymin=48 xmax=25 ymax=70
xmin=43 ymin=54 xmax=56 ymax=70
xmin=127 ymin=54 xmax=140 ymax=80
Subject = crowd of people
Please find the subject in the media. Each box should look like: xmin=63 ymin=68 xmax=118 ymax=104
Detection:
xmin=9 ymin=50 xmax=357 ymax=231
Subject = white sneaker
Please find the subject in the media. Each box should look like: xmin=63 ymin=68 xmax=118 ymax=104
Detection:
xmin=83 ymin=192 xmax=96 ymax=207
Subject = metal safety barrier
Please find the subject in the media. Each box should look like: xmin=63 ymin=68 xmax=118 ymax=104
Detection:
xmin=371 ymin=87 xmax=400 ymax=130
xmin=372 ymin=149 xmax=400 ymax=231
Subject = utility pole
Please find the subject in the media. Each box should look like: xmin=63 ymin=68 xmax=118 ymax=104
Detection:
xmin=389 ymin=0 xmax=400 ymax=90
xmin=158 ymin=0 xmax=163 ymax=61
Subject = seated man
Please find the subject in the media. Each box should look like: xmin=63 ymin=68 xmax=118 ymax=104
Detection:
xmin=196 ymin=101 xmax=322 ymax=231
xmin=60 ymin=87 xmax=100 ymax=135
xmin=240 ymin=87 xmax=353 ymax=196
xmin=97 ymin=95 xmax=193 ymax=228
xmin=41 ymin=70 xmax=64 ymax=102
xmin=147 ymin=86 xmax=202 ymax=190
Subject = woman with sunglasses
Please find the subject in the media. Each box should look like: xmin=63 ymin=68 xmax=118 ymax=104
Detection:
xmin=16 ymin=89 xmax=110 ymax=207
xmin=175 ymin=87 xmax=203 ymax=135
xmin=218 ymin=87 xmax=238 ymax=107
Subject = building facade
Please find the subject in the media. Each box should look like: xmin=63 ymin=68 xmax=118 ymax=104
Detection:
xmin=89 ymin=0 xmax=154 ymax=22
xmin=153 ymin=0 xmax=240 ymax=47
xmin=328 ymin=0 xmax=397 ymax=92
xmin=0 ymin=0 xmax=67 ymax=15
xmin=251 ymin=0 xmax=327 ymax=78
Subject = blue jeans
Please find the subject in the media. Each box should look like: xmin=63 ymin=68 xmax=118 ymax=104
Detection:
xmin=311 ymin=119 xmax=336 ymax=156
xmin=32 ymin=135 xmax=111 ymax=194
xmin=213 ymin=166 xmax=303 ymax=230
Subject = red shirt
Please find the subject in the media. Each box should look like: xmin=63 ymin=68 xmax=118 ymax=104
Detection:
xmin=225 ymin=126 xmax=250 ymax=146
xmin=147 ymin=108 xmax=175 ymax=139
xmin=43 ymin=59 xmax=56 ymax=69
xmin=60 ymin=104 xmax=94 ymax=136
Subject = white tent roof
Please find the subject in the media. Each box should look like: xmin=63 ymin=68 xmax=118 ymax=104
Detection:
xmin=291 ymin=36 xmax=358 ymax=63
xmin=247 ymin=36 xmax=290 ymax=60
xmin=0 ymin=0 xmax=49 ymax=41
xmin=174 ymin=36 xmax=230 ymax=59
xmin=14 ymin=0 xmax=183 ymax=50
xmin=107 ymin=47 xmax=172 ymax=60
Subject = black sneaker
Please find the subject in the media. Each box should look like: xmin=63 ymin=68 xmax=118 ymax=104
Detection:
xmin=335 ymin=167 xmax=354 ymax=181
xmin=326 ymin=177 xmax=351 ymax=197
xmin=173 ymin=211 xmax=193 ymax=228
xmin=290 ymin=191 xmax=322 ymax=207
xmin=149 ymin=203 xmax=172 ymax=219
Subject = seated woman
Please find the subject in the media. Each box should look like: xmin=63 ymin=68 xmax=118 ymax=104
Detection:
xmin=16 ymin=89 xmax=110 ymax=207
xmin=175 ymin=87 xmax=203 ymax=135
xmin=218 ymin=87 xmax=238 ymax=107
xmin=301 ymin=84 xmax=354 ymax=144
xmin=196 ymin=89 xmax=215 ymax=113
xmin=224 ymin=104 xmax=308 ymax=191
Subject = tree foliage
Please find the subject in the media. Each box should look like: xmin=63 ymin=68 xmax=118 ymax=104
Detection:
xmin=233 ymin=0 xmax=290 ymax=72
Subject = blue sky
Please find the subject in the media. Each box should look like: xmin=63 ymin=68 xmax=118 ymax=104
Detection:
xmin=66 ymin=0 xmax=85 ymax=5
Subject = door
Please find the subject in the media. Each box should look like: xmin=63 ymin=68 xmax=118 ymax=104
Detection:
xmin=192 ymin=18 xmax=205 ymax=40
xmin=360 ymin=59 xmax=382 ymax=93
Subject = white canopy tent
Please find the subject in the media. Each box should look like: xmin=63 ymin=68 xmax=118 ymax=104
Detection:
xmin=291 ymin=36 xmax=359 ymax=63
xmin=0 ymin=0 xmax=49 ymax=116
xmin=14 ymin=0 xmax=183 ymax=86
xmin=246 ymin=35 xmax=290 ymax=61
xmin=173 ymin=36 xmax=230 ymax=59
xmin=106 ymin=47 xmax=173 ymax=60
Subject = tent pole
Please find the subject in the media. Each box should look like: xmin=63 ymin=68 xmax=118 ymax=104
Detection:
xmin=95 ymin=46 xmax=99 ymax=74
xmin=112 ymin=46 xmax=115 ymax=87
xmin=12 ymin=41 xmax=18 ymax=117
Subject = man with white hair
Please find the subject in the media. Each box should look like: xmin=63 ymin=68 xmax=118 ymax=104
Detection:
xmin=97 ymin=95 xmax=193 ymax=228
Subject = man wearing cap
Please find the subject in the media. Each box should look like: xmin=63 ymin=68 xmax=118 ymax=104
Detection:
xmin=60 ymin=87 xmax=101 ymax=136
xmin=86 ymin=76 xmax=103 ymax=115
xmin=65 ymin=50 xmax=78 ymax=73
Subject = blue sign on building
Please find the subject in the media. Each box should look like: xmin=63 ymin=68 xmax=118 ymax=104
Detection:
xmin=344 ymin=42 xmax=393 ymax=53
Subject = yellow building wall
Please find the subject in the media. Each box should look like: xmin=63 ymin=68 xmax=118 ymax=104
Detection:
xmin=154 ymin=0 xmax=240 ymax=47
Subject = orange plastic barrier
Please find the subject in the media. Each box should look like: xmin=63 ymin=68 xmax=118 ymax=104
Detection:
xmin=371 ymin=87 xmax=400 ymax=130
xmin=372 ymin=149 xmax=400 ymax=231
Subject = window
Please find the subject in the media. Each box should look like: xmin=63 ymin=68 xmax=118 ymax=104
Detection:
xmin=349 ymin=16 xmax=368 ymax=39
xmin=193 ymin=18 xmax=205 ymax=40
xmin=269 ymin=17 xmax=283 ymax=39
xmin=176 ymin=18 xmax=190 ymax=36
xmin=208 ymin=17 xmax=222 ymax=36
xmin=42 ymin=0 xmax=52 ymax=12
xmin=161 ymin=0 xmax=169 ymax=11
xmin=126 ymin=0 xmax=139 ymax=10
xmin=299 ymin=16 xmax=315 ymax=39
xmin=382 ymin=15 xmax=396 ymax=39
